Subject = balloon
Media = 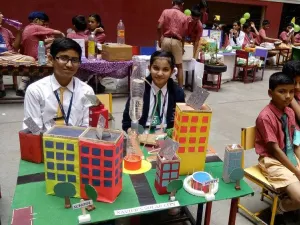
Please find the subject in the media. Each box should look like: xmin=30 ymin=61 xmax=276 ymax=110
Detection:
xmin=291 ymin=17 xmax=296 ymax=24
xmin=240 ymin=18 xmax=246 ymax=25
xmin=295 ymin=25 xmax=300 ymax=32
xmin=243 ymin=13 xmax=250 ymax=20
xmin=184 ymin=9 xmax=191 ymax=16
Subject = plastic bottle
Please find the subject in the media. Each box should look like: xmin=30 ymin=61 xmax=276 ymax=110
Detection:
xmin=3 ymin=18 xmax=22 ymax=30
xmin=38 ymin=41 xmax=46 ymax=65
xmin=88 ymin=32 xmax=96 ymax=60
xmin=117 ymin=20 xmax=125 ymax=44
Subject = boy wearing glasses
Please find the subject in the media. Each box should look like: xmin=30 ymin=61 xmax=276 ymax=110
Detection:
xmin=23 ymin=38 xmax=94 ymax=130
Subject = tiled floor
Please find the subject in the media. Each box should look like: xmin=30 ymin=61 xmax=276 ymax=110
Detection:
xmin=0 ymin=69 xmax=299 ymax=225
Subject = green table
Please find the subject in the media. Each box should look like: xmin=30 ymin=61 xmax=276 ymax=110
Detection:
xmin=10 ymin=156 xmax=253 ymax=225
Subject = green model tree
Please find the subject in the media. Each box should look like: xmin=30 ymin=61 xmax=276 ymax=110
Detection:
xmin=85 ymin=184 xmax=98 ymax=211
xmin=54 ymin=182 xmax=76 ymax=208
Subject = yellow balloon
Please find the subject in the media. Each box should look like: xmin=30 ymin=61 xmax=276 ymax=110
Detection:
xmin=295 ymin=25 xmax=300 ymax=33
xmin=291 ymin=17 xmax=296 ymax=24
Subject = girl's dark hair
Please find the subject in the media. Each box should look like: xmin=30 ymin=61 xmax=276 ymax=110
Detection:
xmin=72 ymin=15 xmax=87 ymax=31
xmin=233 ymin=21 xmax=241 ymax=28
xmin=232 ymin=21 xmax=241 ymax=45
xmin=243 ymin=22 xmax=250 ymax=30
xmin=150 ymin=51 xmax=176 ymax=69
xmin=89 ymin=14 xmax=104 ymax=29
xmin=262 ymin=20 xmax=270 ymax=26
xmin=50 ymin=38 xmax=82 ymax=59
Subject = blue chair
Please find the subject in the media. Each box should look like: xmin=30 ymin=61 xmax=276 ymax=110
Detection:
xmin=140 ymin=47 xmax=156 ymax=56
xmin=255 ymin=48 xmax=268 ymax=81
xmin=292 ymin=47 xmax=300 ymax=61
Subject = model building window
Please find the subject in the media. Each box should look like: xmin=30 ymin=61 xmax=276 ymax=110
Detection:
xmin=57 ymin=174 xmax=66 ymax=182
xmin=92 ymin=148 xmax=101 ymax=156
xmin=57 ymin=163 xmax=65 ymax=170
xmin=92 ymin=159 xmax=100 ymax=166
xmin=116 ymin=146 xmax=120 ymax=154
xmin=162 ymin=180 xmax=169 ymax=187
xmin=115 ymin=169 xmax=119 ymax=176
xmin=162 ymin=173 xmax=170 ymax=179
xmin=104 ymin=160 xmax=112 ymax=168
xmin=92 ymin=169 xmax=100 ymax=176
xmin=56 ymin=142 xmax=64 ymax=150
xmin=115 ymin=177 xmax=119 ymax=185
xmin=82 ymin=146 xmax=89 ymax=154
xmin=47 ymin=172 xmax=55 ymax=180
xmin=172 ymin=163 xmax=179 ymax=170
xmin=104 ymin=171 xmax=112 ymax=178
xmin=67 ymin=164 xmax=74 ymax=172
xmin=115 ymin=158 xmax=119 ymax=166
xmin=67 ymin=144 xmax=74 ymax=151
xmin=68 ymin=175 xmax=76 ymax=183
xmin=56 ymin=152 xmax=64 ymax=160
xmin=81 ymin=157 xmax=89 ymax=164
xmin=163 ymin=164 xmax=170 ymax=170
xmin=92 ymin=179 xmax=101 ymax=186
xmin=104 ymin=180 xmax=112 ymax=187
xmin=46 ymin=151 xmax=54 ymax=159
xmin=171 ymin=172 xmax=178 ymax=179
xmin=47 ymin=162 xmax=54 ymax=170
xmin=82 ymin=178 xmax=89 ymax=184
xmin=66 ymin=154 xmax=74 ymax=161
xmin=104 ymin=149 xmax=113 ymax=157
xmin=82 ymin=167 xmax=89 ymax=175
xmin=45 ymin=141 xmax=54 ymax=148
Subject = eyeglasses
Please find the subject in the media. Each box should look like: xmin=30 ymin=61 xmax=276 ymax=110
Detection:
xmin=55 ymin=56 xmax=81 ymax=65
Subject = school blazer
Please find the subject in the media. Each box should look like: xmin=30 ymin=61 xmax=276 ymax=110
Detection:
xmin=122 ymin=76 xmax=185 ymax=132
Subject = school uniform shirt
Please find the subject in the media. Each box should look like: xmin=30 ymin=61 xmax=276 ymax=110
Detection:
xmin=122 ymin=76 xmax=185 ymax=132
xmin=146 ymin=82 xmax=168 ymax=127
xmin=85 ymin=30 xmax=106 ymax=44
xmin=229 ymin=30 xmax=245 ymax=47
xmin=294 ymin=33 xmax=300 ymax=43
xmin=255 ymin=101 xmax=298 ymax=157
xmin=158 ymin=5 xmax=188 ymax=41
xmin=255 ymin=28 xmax=267 ymax=46
xmin=243 ymin=32 xmax=255 ymax=48
xmin=67 ymin=31 xmax=88 ymax=41
xmin=187 ymin=17 xmax=203 ymax=43
xmin=22 ymin=23 xmax=56 ymax=59
xmin=0 ymin=27 xmax=15 ymax=52
xmin=23 ymin=74 xmax=94 ymax=130
xmin=280 ymin=31 xmax=292 ymax=44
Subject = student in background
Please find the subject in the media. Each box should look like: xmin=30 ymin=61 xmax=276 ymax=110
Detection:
xmin=23 ymin=38 xmax=94 ymax=130
xmin=87 ymin=14 xmax=106 ymax=44
xmin=186 ymin=5 xmax=203 ymax=58
xmin=229 ymin=21 xmax=245 ymax=47
xmin=293 ymin=32 xmax=300 ymax=46
xmin=122 ymin=51 xmax=185 ymax=133
xmin=256 ymin=72 xmax=300 ymax=215
xmin=279 ymin=23 xmax=294 ymax=45
xmin=157 ymin=0 xmax=188 ymax=88
xmin=255 ymin=20 xmax=280 ymax=46
xmin=18 ymin=12 xmax=64 ymax=96
xmin=67 ymin=15 xmax=88 ymax=41
xmin=0 ymin=11 xmax=34 ymax=98
xmin=242 ymin=22 xmax=259 ymax=48
xmin=283 ymin=61 xmax=300 ymax=122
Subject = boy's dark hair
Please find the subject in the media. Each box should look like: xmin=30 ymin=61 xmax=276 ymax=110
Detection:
xmin=287 ymin=23 xmax=294 ymax=28
xmin=89 ymin=14 xmax=104 ymax=29
xmin=191 ymin=5 xmax=201 ymax=18
xmin=269 ymin=72 xmax=294 ymax=90
xmin=28 ymin=11 xmax=49 ymax=22
xmin=50 ymin=38 xmax=82 ymax=59
xmin=262 ymin=20 xmax=270 ymax=26
xmin=150 ymin=51 xmax=176 ymax=69
xmin=172 ymin=0 xmax=184 ymax=5
xmin=72 ymin=15 xmax=87 ymax=31
xmin=283 ymin=60 xmax=300 ymax=78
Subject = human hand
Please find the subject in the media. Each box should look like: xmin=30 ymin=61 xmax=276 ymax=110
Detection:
xmin=250 ymin=22 xmax=255 ymax=28
xmin=95 ymin=27 xmax=104 ymax=33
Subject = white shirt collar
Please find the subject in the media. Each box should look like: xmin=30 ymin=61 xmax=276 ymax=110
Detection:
xmin=51 ymin=74 xmax=75 ymax=92
xmin=151 ymin=82 xmax=168 ymax=96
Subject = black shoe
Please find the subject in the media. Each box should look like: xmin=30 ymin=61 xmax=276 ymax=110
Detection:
xmin=0 ymin=90 xmax=6 ymax=98
xmin=16 ymin=90 xmax=25 ymax=97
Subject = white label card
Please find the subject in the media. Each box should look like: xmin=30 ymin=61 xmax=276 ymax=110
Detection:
xmin=96 ymin=114 xmax=106 ymax=140
xmin=72 ymin=200 xmax=93 ymax=210
xmin=114 ymin=201 xmax=180 ymax=216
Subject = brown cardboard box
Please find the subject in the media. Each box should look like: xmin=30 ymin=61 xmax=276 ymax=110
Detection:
xmin=102 ymin=44 xmax=132 ymax=61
